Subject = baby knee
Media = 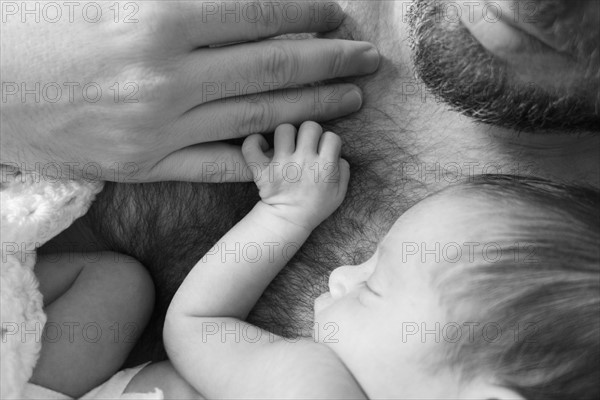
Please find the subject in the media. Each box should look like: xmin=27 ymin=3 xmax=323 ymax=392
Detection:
xmin=88 ymin=252 xmax=155 ymax=316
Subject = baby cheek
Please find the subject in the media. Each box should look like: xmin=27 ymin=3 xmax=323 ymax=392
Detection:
xmin=323 ymin=300 xmax=369 ymax=344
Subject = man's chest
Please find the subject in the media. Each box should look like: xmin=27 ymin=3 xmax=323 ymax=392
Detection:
xmin=86 ymin=107 xmax=600 ymax=358
xmin=248 ymin=109 xmax=600 ymax=335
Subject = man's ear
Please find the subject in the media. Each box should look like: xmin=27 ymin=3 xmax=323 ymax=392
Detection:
xmin=459 ymin=379 xmax=525 ymax=400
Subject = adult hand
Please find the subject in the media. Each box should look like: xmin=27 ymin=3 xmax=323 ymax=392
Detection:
xmin=0 ymin=1 xmax=379 ymax=182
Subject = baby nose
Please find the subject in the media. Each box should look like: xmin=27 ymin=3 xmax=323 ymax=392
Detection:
xmin=328 ymin=265 xmax=370 ymax=299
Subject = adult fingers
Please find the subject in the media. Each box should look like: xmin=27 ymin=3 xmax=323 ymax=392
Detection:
xmin=142 ymin=143 xmax=252 ymax=182
xmin=173 ymin=84 xmax=363 ymax=146
xmin=175 ymin=1 xmax=345 ymax=48
xmin=179 ymin=39 xmax=378 ymax=109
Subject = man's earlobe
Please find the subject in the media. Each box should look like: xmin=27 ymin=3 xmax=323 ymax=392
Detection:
xmin=459 ymin=380 xmax=525 ymax=400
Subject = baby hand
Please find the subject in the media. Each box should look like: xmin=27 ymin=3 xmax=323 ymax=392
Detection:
xmin=242 ymin=122 xmax=350 ymax=231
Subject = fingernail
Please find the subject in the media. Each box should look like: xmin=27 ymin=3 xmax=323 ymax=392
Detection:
xmin=364 ymin=46 xmax=380 ymax=72
xmin=341 ymin=88 xmax=363 ymax=113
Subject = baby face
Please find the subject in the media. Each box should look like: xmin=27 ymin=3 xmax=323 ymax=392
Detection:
xmin=313 ymin=191 xmax=501 ymax=398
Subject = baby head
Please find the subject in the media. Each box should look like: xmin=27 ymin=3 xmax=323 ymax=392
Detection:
xmin=313 ymin=175 xmax=599 ymax=399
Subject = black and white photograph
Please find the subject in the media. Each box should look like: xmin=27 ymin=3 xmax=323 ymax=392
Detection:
xmin=1 ymin=0 xmax=599 ymax=398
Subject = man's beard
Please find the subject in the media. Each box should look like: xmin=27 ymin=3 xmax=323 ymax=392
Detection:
xmin=408 ymin=0 xmax=599 ymax=133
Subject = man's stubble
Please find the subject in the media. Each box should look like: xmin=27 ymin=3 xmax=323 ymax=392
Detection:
xmin=409 ymin=0 xmax=599 ymax=132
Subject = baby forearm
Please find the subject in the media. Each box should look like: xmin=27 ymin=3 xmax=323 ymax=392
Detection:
xmin=168 ymin=201 xmax=311 ymax=321
xmin=164 ymin=201 xmax=313 ymax=397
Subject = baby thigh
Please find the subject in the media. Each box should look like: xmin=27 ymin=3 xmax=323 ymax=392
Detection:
xmin=31 ymin=251 xmax=155 ymax=398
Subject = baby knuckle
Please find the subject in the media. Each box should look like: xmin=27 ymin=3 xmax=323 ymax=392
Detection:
xmin=242 ymin=136 xmax=259 ymax=155
xmin=328 ymin=131 xmax=342 ymax=144
xmin=299 ymin=121 xmax=320 ymax=131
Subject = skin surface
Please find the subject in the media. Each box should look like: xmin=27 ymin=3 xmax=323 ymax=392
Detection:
xmin=31 ymin=252 xmax=154 ymax=398
xmin=164 ymin=123 xmax=362 ymax=399
xmin=64 ymin=0 xmax=599 ymax=361
xmin=314 ymin=191 xmax=525 ymax=399
xmin=0 ymin=1 xmax=379 ymax=182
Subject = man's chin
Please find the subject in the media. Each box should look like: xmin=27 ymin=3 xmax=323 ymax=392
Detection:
xmin=409 ymin=0 xmax=599 ymax=133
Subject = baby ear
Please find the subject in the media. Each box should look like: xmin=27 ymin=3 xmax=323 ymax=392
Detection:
xmin=459 ymin=380 xmax=524 ymax=400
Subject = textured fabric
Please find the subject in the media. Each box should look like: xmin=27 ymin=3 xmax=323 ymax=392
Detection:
xmin=1 ymin=165 xmax=103 ymax=399
xmin=23 ymin=362 xmax=163 ymax=399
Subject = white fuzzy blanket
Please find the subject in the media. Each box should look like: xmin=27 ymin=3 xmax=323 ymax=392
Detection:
xmin=0 ymin=164 xmax=107 ymax=398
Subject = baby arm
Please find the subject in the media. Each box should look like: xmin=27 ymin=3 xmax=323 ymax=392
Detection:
xmin=164 ymin=122 xmax=357 ymax=398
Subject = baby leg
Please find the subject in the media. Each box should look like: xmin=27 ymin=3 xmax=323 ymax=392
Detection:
xmin=30 ymin=251 xmax=154 ymax=398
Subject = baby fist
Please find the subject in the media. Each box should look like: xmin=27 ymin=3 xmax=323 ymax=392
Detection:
xmin=242 ymin=122 xmax=350 ymax=231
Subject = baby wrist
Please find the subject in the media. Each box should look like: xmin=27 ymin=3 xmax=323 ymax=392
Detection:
xmin=252 ymin=201 xmax=317 ymax=236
